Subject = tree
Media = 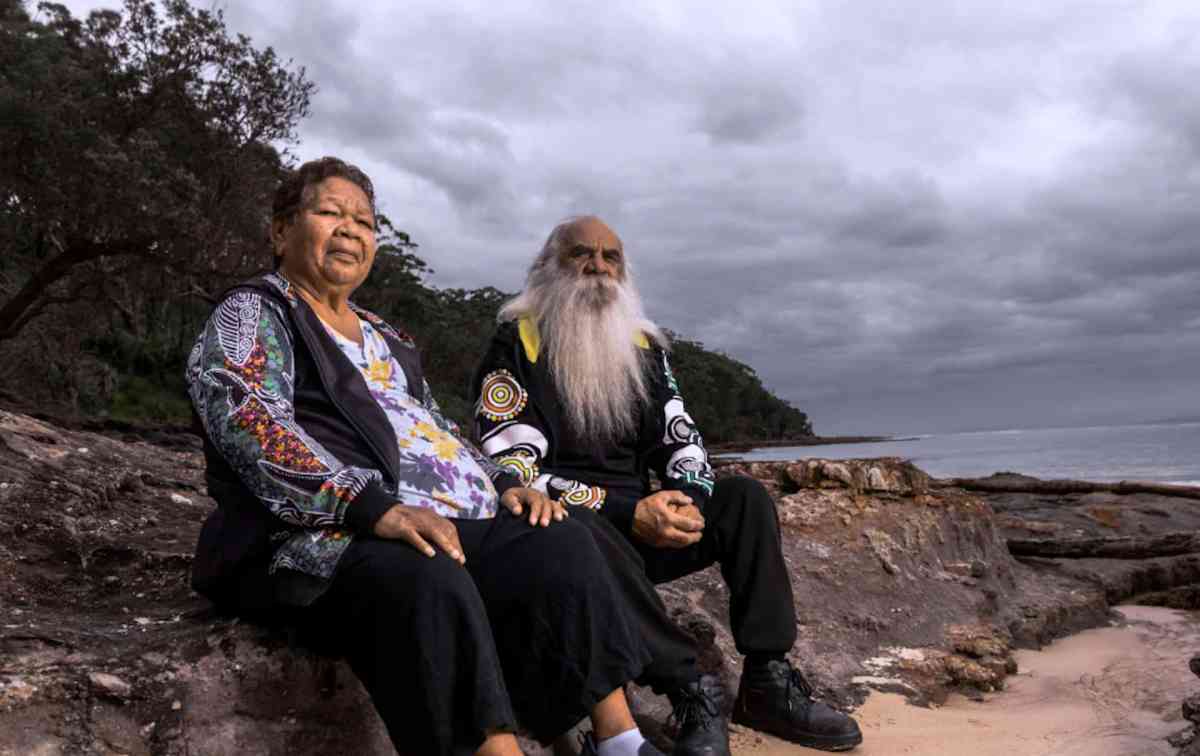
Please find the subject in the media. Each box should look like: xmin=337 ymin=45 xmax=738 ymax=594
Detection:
xmin=0 ymin=0 xmax=314 ymax=339
xmin=669 ymin=335 xmax=814 ymax=442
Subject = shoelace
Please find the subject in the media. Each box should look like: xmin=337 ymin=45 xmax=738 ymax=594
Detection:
xmin=784 ymin=666 xmax=814 ymax=712
xmin=669 ymin=684 xmax=720 ymax=732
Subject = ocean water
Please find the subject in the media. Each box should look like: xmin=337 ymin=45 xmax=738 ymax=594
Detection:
xmin=728 ymin=422 xmax=1200 ymax=485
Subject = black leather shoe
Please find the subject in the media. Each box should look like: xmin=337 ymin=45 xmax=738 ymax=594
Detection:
xmin=732 ymin=660 xmax=863 ymax=752
xmin=667 ymin=674 xmax=731 ymax=756
xmin=579 ymin=731 xmax=666 ymax=756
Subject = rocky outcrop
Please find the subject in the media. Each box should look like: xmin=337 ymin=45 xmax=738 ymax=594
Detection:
xmin=1008 ymin=531 xmax=1200 ymax=559
xmin=966 ymin=471 xmax=1200 ymax=607
xmin=0 ymin=414 xmax=1184 ymax=755
xmin=698 ymin=458 xmax=1108 ymax=707
xmin=0 ymin=410 xmax=397 ymax=756
xmin=1170 ymin=654 xmax=1200 ymax=755
xmin=938 ymin=472 xmax=1200 ymax=501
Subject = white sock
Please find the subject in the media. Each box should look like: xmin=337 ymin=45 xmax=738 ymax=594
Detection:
xmin=595 ymin=728 xmax=646 ymax=756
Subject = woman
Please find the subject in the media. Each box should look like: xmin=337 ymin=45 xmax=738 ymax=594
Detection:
xmin=186 ymin=156 xmax=663 ymax=756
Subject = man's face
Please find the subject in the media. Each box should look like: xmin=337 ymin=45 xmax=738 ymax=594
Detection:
xmin=556 ymin=217 xmax=625 ymax=283
xmin=274 ymin=176 xmax=378 ymax=295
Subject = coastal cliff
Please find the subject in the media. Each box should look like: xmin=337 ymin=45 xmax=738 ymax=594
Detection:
xmin=2 ymin=411 xmax=1199 ymax=755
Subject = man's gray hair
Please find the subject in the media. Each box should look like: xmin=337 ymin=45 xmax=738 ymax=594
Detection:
xmin=498 ymin=217 xmax=668 ymax=446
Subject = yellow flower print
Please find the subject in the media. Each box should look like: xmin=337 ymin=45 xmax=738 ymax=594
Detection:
xmin=432 ymin=491 xmax=463 ymax=510
xmin=433 ymin=436 xmax=461 ymax=461
xmin=410 ymin=421 xmax=439 ymax=441
xmin=365 ymin=357 xmax=395 ymax=389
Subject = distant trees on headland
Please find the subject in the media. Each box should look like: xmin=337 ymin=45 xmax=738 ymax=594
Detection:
xmin=0 ymin=0 xmax=813 ymax=442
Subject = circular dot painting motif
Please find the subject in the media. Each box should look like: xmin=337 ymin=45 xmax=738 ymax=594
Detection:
xmin=479 ymin=369 xmax=528 ymax=422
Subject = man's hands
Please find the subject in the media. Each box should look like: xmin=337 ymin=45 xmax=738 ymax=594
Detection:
xmin=373 ymin=504 xmax=465 ymax=564
xmin=501 ymin=486 xmax=568 ymax=527
xmin=631 ymin=490 xmax=705 ymax=549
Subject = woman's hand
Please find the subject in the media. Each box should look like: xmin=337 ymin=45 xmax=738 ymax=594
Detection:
xmin=500 ymin=487 xmax=568 ymax=527
xmin=373 ymin=504 xmax=465 ymax=564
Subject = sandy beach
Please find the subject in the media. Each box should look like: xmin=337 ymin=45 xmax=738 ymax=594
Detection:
xmin=733 ymin=606 xmax=1199 ymax=756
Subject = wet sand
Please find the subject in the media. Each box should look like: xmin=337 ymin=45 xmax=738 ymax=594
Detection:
xmin=734 ymin=606 xmax=1199 ymax=756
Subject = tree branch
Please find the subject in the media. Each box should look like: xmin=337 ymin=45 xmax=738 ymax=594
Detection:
xmin=0 ymin=237 xmax=152 ymax=340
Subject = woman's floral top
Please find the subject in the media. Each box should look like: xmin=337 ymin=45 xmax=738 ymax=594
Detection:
xmin=321 ymin=317 xmax=498 ymax=519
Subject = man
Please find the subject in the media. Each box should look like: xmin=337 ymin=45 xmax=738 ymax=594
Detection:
xmin=473 ymin=216 xmax=863 ymax=753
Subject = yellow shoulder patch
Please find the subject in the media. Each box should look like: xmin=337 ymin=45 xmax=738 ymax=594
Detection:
xmin=518 ymin=317 xmax=541 ymax=363
xmin=520 ymin=316 xmax=650 ymax=359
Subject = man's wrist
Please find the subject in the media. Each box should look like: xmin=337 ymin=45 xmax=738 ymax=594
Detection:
xmin=598 ymin=494 xmax=639 ymax=536
xmin=675 ymin=484 xmax=711 ymax=513
xmin=492 ymin=473 xmax=523 ymax=499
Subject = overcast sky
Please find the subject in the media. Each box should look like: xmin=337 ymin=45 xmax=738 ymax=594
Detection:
xmin=61 ymin=0 xmax=1200 ymax=434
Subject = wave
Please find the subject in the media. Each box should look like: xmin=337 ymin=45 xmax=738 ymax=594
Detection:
xmin=950 ymin=420 xmax=1200 ymax=436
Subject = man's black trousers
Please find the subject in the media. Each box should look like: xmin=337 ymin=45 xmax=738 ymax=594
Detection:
xmin=288 ymin=511 xmax=652 ymax=756
xmin=569 ymin=507 xmax=702 ymax=695
xmin=608 ymin=475 xmax=798 ymax=660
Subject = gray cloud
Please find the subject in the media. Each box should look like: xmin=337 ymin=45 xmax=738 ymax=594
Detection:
xmin=694 ymin=71 xmax=804 ymax=144
xmin=58 ymin=0 xmax=1200 ymax=434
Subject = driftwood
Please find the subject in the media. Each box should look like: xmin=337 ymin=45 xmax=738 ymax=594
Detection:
xmin=937 ymin=477 xmax=1200 ymax=501
xmin=1008 ymin=531 xmax=1200 ymax=559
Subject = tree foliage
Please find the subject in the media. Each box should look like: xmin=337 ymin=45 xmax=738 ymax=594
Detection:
xmin=667 ymin=336 xmax=813 ymax=442
xmin=0 ymin=0 xmax=310 ymax=411
xmin=0 ymin=0 xmax=312 ymax=338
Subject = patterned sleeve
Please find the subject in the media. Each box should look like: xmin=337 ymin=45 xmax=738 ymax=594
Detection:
xmin=646 ymin=351 xmax=716 ymax=509
xmin=418 ymin=377 xmax=522 ymax=497
xmin=186 ymin=291 xmax=396 ymax=534
xmin=473 ymin=337 xmax=608 ymax=510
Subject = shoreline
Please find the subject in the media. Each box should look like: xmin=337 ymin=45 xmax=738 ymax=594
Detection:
xmin=710 ymin=435 xmax=899 ymax=454
xmin=709 ymin=423 xmax=1200 ymax=488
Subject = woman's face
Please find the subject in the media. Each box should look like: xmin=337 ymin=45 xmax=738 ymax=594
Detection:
xmin=274 ymin=176 xmax=377 ymax=297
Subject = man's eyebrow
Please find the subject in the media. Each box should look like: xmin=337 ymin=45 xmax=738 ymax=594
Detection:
xmin=566 ymin=242 xmax=622 ymax=253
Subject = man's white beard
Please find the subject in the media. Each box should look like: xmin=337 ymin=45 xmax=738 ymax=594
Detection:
xmin=506 ymin=273 xmax=663 ymax=448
